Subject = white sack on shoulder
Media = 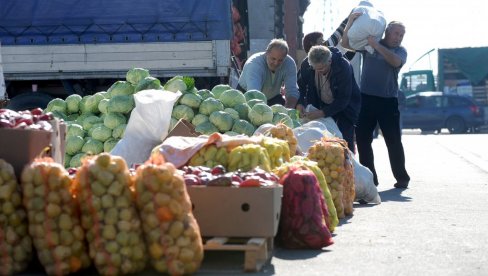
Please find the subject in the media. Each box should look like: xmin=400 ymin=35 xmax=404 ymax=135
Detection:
xmin=347 ymin=0 xmax=386 ymax=53
xmin=111 ymin=89 xmax=181 ymax=166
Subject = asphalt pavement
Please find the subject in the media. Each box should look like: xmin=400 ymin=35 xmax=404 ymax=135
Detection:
xmin=198 ymin=133 xmax=488 ymax=276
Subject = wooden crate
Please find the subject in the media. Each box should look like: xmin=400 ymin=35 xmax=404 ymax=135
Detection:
xmin=202 ymin=236 xmax=274 ymax=272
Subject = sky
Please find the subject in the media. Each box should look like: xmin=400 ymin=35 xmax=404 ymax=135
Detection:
xmin=303 ymin=0 xmax=488 ymax=75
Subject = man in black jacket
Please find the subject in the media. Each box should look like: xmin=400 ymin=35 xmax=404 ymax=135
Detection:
xmin=296 ymin=45 xmax=361 ymax=153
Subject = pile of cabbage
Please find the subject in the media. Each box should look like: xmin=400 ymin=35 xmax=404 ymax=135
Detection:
xmin=169 ymin=84 xmax=301 ymax=136
xmin=45 ymin=69 xmax=195 ymax=168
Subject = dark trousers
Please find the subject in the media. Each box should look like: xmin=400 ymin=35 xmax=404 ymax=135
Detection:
xmin=333 ymin=113 xmax=356 ymax=154
xmin=355 ymin=94 xmax=410 ymax=185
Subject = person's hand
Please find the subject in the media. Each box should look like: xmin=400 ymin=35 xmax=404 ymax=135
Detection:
xmin=367 ymin=35 xmax=379 ymax=48
xmin=296 ymin=104 xmax=305 ymax=117
xmin=304 ymin=109 xmax=324 ymax=121
xmin=346 ymin=12 xmax=362 ymax=27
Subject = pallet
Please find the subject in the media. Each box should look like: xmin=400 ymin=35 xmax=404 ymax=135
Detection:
xmin=202 ymin=236 xmax=274 ymax=272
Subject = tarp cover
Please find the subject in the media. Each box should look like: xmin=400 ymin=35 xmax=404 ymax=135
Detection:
xmin=0 ymin=0 xmax=232 ymax=45
xmin=439 ymin=47 xmax=488 ymax=85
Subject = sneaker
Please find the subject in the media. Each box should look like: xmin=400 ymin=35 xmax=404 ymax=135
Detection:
xmin=394 ymin=181 xmax=409 ymax=189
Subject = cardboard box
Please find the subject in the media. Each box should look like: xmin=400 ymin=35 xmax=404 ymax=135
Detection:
xmin=187 ymin=185 xmax=283 ymax=237
xmin=0 ymin=119 xmax=65 ymax=178
xmin=166 ymin=119 xmax=201 ymax=138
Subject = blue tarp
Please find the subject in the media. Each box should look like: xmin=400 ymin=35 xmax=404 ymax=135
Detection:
xmin=0 ymin=0 xmax=232 ymax=45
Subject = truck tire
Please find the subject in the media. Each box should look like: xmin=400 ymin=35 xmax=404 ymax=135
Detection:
xmin=6 ymin=92 xmax=54 ymax=111
xmin=445 ymin=116 xmax=466 ymax=134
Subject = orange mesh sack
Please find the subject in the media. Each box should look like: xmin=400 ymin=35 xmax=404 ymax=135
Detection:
xmin=342 ymin=153 xmax=355 ymax=216
xmin=134 ymin=162 xmax=204 ymax=275
xmin=0 ymin=159 xmax=32 ymax=275
xmin=307 ymin=137 xmax=350 ymax=218
xmin=20 ymin=157 xmax=90 ymax=275
xmin=73 ymin=153 xmax=146 ymax=275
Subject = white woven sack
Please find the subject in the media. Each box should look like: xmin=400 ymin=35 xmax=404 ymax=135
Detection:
xmin=347 ymin=1 xmax=386 ymax=53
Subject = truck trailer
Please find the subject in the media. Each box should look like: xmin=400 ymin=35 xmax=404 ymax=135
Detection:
xmin=0 ymin=0 xmax=309 ymax=110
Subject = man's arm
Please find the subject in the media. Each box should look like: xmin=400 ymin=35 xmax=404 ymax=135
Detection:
xmin=283 ymin=57 xmax=300 ymax=108
xmin=340 ymin=12 xmax=362 ymax=50
xmin=366 ymin=36 xmax=404 ymax=68
xmin=238 ymin=57 xmax=266 ymax=91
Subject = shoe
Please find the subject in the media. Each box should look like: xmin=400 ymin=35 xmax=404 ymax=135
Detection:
xmin=394 ymin=181 xmax=409 ymax=189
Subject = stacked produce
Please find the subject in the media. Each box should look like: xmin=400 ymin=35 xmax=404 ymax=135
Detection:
xmin=228 ymin=143 xmax=272 ymax=172
xmin=267 ymin=123 xmax=298 ymax=156
xmin=134 ymin=162 xmax=204 ymax=275
xmin=260 ymin=136 xmax=291 ymax=169
xmin=0 ymin=159 xmax=32 ymax=275
xmin=73 ymin=153 xmax=146 ymax=275
xmin=170 ymin=85 xmax=301 ymax=136
xmin=45 ymin=69 xmax=195 ymax=168
xmin=307 ymin=137 xmax=354 ymax=218
xmin=0 ymin=108 xmax=53 ymax=131
xmin=274 ymin=156 xmax=338 ymax=233
xmin=20 ymin=157 xmax=90 ymax=275
xmin=188 ymin=144 xmax=229 ymax=168
xmin=181 ymin=166 xmax=279 ymax=187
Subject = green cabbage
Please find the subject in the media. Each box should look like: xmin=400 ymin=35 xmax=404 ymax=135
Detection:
xmin=272 ymin=112 xmax=294 ymax=128
xmin=67 ymin=114 xmax=79 ymax=121
xmin=45 ymin=98 xmax=67 ymax=114
xmin=112 ymin=124 xmax=127 ymax=139
xmin=69 ymin=153 xmax=87 ymax=168
xmin=81 ymin=138 xmax=104 ymax=154
xmin=107 ymin=81 xmax=135 ymax=97
xmin=179 ymin=93 xmax=203 ymax=109
xmin=248 ymin=103 xmax=273 ymax=126
xmin=233 ymin=103 xmax=251 ymax=121
xmin=247 ymin=99 xmax=264 ymax=108
xmin=224 ymin=131 xmax=240 ymax=136
xmin=270 ymin=104 xmax=288 ymax=114
xmin=91 ymin=125 xmax=112 ymax=142
xmin=198 ymin=98 xmax=224 ymax=116
xmin=169 ymin=117 xmax=178 ymax=131
xmin=103 ymin=112 xmax=127 ymax=129
xmin=197 ymin=89 xmax=215 ymax=100
xmin=126 ymin=68 xmax=150 ymax=85
xmin=231 ymin=119 xmax=256 ymax=136
xmin=135 ymin=76 xmax=162 ymax=92
xmin=191 ymin=114 xmax=209 ymax=126
xmin=64 ymin=154 xmax=72 ymax=168
xmin=209 ymin=111 xmax=234 ymax=132
xmin=67 ymin=123 xmax=85 ymax=138
xmin=104 ymin=138 xmax=120 ymax=152
xmin=287 ymin=108 xmax=300 ymax=120
xmin=98 ymin=98 xmax=109 ymax=114
xmin=163 ymin=76 xmax=187 ymax=93
xmin=195 ymin=121 xmax=219 ymax=135
xmin=66 ymin=135 xmax=85 ymax=155
xmin=211 ymin=84 xmax=232 ymax=99
xmin=82 ymin=115 xmax=102 ymax=131
xmin=171 ymin=104 xmax=195 ymax=122
xmin=65 ymin=94 xmax=82 ymax=114
xmin=224 ymin=108 xmax=239 ymax=120
xmin=219 ymin=89 xmax=246 ymax=108
xmin=107 ymin=95 xmax=135 ymax=114
xmin=244 ymin=90 xmax=267 ymax=103
xmin=81 ymin=94 xmax=104 ymax=114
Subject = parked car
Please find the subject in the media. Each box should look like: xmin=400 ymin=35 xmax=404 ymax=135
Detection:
xmin=402 ymin=91 xmax=485 ymax=134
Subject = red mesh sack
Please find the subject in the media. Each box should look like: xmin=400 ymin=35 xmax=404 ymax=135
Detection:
xmin=278 ymin=168 xmax=333 ymax=249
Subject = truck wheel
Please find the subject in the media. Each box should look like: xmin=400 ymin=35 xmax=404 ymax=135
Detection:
xmin=6 ymin=92 xmax=54 ymax=111
xmin=446 ymin=116 xmax=466 ymax=134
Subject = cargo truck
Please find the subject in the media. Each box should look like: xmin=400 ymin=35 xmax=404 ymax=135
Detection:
xmin=0 ymin=0 xmax=309 ymax=110
xmin=400 ymin=46 xmax=488 ymax=107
